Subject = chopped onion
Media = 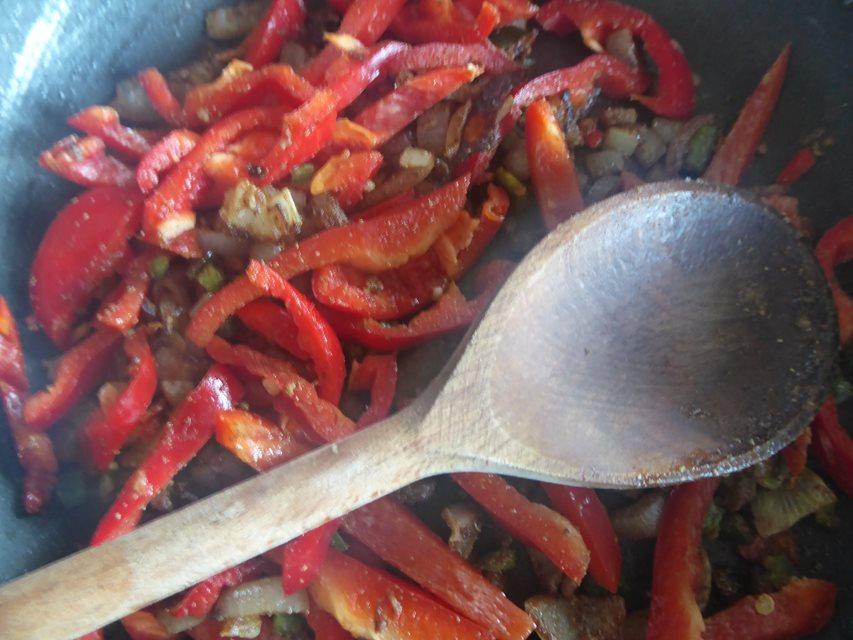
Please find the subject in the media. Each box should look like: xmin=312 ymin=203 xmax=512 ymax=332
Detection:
xmin=634 ymin=126 xmax=666 ymax=168
xmin=600 ymin=107 xmax=639 ymax=128
xmin=445 ymin=100 xmax=472 ymax=159
xmin=205 ymin=1 xmax=265 ymax=41
xmin=417 ymin=103 xmax=451 ymax=156
xmin=611 ymin=491 xmax=666 ymax=540
xmin=220 ymin=181 xmax=303 ymax=242
xmin=524 ymin=595 xmax=625 ymax=640
xmin=585 ymin=150 xmax=625 ymax=178
xmin=156 ymin=610 xmax=204 ymax=635
xmin=441 ymin=503 xmax=481 ymax=558
xmin=399 ymin=147 xmax=435 ymax=169
xmin=325 ymin=32 xmax=368 ymax=58
xmin=605 ymin=28 xmax=639 ymax=67
xmin=279 ymin=42 xmax=309 ymax=71
xmin=249 ymin=241 xmax=284 ymax=261
xmin=651 ymin=117 xmax=681 ymax=144
xmin=360 ymin=163 xmax=435 ymax=209
xmin=221 ymin=615 xmax=263 ymax=639
xmin=751 ymin=468 xmax=836 ymax=537
xmin=665 ymin=114 xmax=714 ymax=175
xmin=602 ymin=127 xmax=640 ymax=157
xmin=501 ymin=130 xmax=530 ymax=180
xmin=112 ymin=77 xmax=160 ymax=125
xmin=216 ymin=577 xmax=309 ymax=619
xmin=196 ymin=228 xmax=251 ymax=259
xmin=585 ymin=174 xmax=621 ymax=203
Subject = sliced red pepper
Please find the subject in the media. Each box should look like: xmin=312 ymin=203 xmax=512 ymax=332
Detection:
xmin=216 ymin=409 xmax=310 ymax=471
xmin=703 ymin=578 xmax=836 ymax=640
xmin=184 ymin=64 xmax=315 ymax=128
xmin=121 ymin=611 xmax=171 ymax=640
xmin=236 ymin=299 xmax=309 ymax=360
xmin=348 ymin=355 xmax=398 ymax=427
xmin=310 ymin=151 xmax=383 ymax=210
xmin=23 ymin=328 xmax=122 ymax=430
xmin=76 ymin=631 xmax=104 ymax=640
xmin=90 ymin=365 xmax=242 ymax=545
xmin=305 ymin=607 xmax=354 ymax=640
xmin=526 ymin=98 xmax=584 ymax=230
xmin=30 ymin=186 xmax=142 ymax=346
xmin=170 ymin=557 xmax=271 ymax=619
xmin=354 ymin=66 xmax=482 ymax=146
xmin=386 ymin=43 xmax=518 ymax=75
xmin=137 ymin=129 xmax=199 ymax=194
xmin=0 ymin=297 xmax=29 ymax=391
xmin=202 ymin=131 xmax=281 ymax=200
xmin=815 ymin=216 xmax=853 ymax=346
xmin=538 ymin=0 xmax=695 ymax=119
xmin=187 ymin=175 xmax=470 ymax=346
xmin=457 ymin=0 xmax=537 ymax=25
xmin=138 ymin=68 xmax=185 ymax=127
xmin=811 ymin=398 xmax=853 ymax=497
xmin=241 ymin=0 xmax=306 ymax=67
xmin=457 ymin=184 xmax=510 ymax=273
xmin=541 ymin=484 xmax=621 ymax=593
xmin=391 ymin=0 xmax=500 ymax=45
xmin=96 ymin=252 xmax=152 ymax=332
xmin=704 ymin=45 xmax=791 ymax=185
xmin=343 ymin=497 xmax=534 ymax=640
xmin=83 ymin=332 xmax=158 ymax=471
xmin=776 ymin=146 xmax=817 ymax=186
xmin=453 ymin=473 xmax=590 ymax=583
xmin=781 ymin=428 xmax=811 ymax=480
xmin=647 ymin=478 xmax=720 ymax=640
xmin=39 ymin=135 xmax=135 ymax=189
xmin=246 ymin=261 xmax=346 ymax=404
xmin=282 ymin=519 xmax=341 ymax=594
xmin=68 ymin=106 xmax=153 ymax=160
xmin=310 ymin=550 xmax=492 ymax=640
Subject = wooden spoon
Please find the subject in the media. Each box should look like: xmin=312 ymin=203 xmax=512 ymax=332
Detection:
xmin=0 ymin=181 xmax=836 ymax=639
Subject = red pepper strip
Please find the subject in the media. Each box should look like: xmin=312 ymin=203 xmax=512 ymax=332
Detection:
xmin=121 ymin=611 xmax=171 ymax=640
xmin=39 ymin=135 xmax=135 ymax=189
xmin=90 ymin=365 xmax=242 ymax=545
xmin=138 ymin=68 xmax=185 ymax=127
xmin=184 ymin=65 xmax=315 ymax=129
xmin=83 ymin=332 xmax=158 ymax=471
xmin=170 ymin=557 xmax=271 ymax=618
xmin=300 ymin=0 xmax=407 ymax=85
xmin=241 ymin=0 xmax=305 ymax=67
xmin=781 ymin=427 xmax=811 ymax=480
xmin=391 ymin=0 xmax=500 ymax=45
xmin=136 ymin=129 xmax=199 ymax=194
xmin=348 ymin=355 xmax=398 ymax=427
xmin=216 ymin=409 xmax=309 ymax=471
xmin=704 ymin=45 xmax=791 ymax=185
xmin=386 ymin=42 xmax=518 ymax=75
xmin=68 ymin=106 xmax=153 ymax=160
xmin=457 ymin=0 xmax=537 ymax=25
xmin=143 ymin=106 xmax=285 ymax=249
xmin=354 ymin=66 xmax=482 ymax=146
xmin=0 ymin=296 xmax=29 ymax=391
xmin=453 ymin=473 xmax=590 ymax=583
xmin=343 ymin=498 xmax=534 ymax=640
xmin=96 ymin=253 xmax=152 ymax=332
xmin=247 ymin=261 xmax=346 ymax=404
xmin=311 ymin=151 xmax=383 ymax=210
xmin=703 ymin=578 xmax=837 ymax=640
xmin=23 ymin=329 xmax=122 ymax=430
xmin=310 ymin=550 xmax=493 ymax=640
xmin=305 ymin=606 xmax=354 ymax=640
xmin=776 ymin=146 xmax=817 ymax=186
xmin=206 ymin=338 xmax=355 ymax=443
xmin=187 ymin=174 xmax=470 ymax=346
xmin=541 ymin=484 xmax=621 ymax=593
xmin=647 ymin=478 xmax=720 ymax=640
xmin=815 ymin=216 xmax=853 ymax=346
xmin=811 ymin=398 xmax=853 ymax=497
xmin=236 ymin=300 xmax=308 ymax=360
xmin=202 ymin=133 xmax=281 ymax=201
xmin=76 ymin=632 xmax=104 ymax=640
xmin=282 ymin=519 xmax=342 ymax=594
xmin=526 ymin=98 xmax=584 ymax=230
xmin=538 ymin=0 xmax=695 ymax=119
xmin=30 ymin=187 xmax=142 ymax=347
xmin=457 ymin=184 xmax=510 ymax=273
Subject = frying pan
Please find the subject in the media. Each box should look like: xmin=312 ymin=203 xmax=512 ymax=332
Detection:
xmin=0 ymin=0 xmax=850 ymax=637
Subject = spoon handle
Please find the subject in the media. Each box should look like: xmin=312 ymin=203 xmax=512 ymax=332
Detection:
xmin=0 ymin=406 xmax=444 ymax=640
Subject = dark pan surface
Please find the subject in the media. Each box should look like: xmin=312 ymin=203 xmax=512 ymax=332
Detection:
xmin=0 ymin=1 xmax=850 ymax=637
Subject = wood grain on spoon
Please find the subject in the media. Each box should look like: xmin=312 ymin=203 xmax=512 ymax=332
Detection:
xmin=0 ymin=182 xmax=835 ymax=640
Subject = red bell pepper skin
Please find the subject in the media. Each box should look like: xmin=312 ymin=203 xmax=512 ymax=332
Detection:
xmin=90 ymin=365 xmax=242 ymax=545
xmin=68 ymin=106 xmax=153 ymax=160
xmin=120 ymin=611 xmax=172 ymax=640
xmin=815 ymin=216 xmax=853 ymax=346
xmin=776 ymin=146 xmax=817 ymax=186
xmin=236 ymin=299 xmax=309 ymax=360
xmin=457 ymin=184 xmax=509 ymax=273
xmin=184 ymin=64 xmax=315 ymax=128
xmin=216 ymin=409 xmax=310 ymax=471
xmin=246 ymin=261 xmax=346 ymax=404
xmin=391 ymin=0 xmax=500 ymax=45
xmin=242 ymin=0 xmax=306 ymax=68
xmin=354 ymin=66 xmax=483 ymax=146
xmin=343 ymin=497 xmax=535 ymax=640
xmin=310 ymin=550 xmax=493 ymax=640
xmin=96 ymin=253 xmax=152 ymax=332
xmin=454 ymin=473 xmax=590 ymax=583
xmin=305 ymin=607 xmax=354 ymax=640
xmin=187 ymin=175 xmax=470 ymax=346
xmin=538 ymin=0 xmax=695 ymax=119
xmin=348 ymin=355 xmax=398 ymax=427
xmin=83 ymin=332 xmax=158 ymax=471
xmin=39 ymin=135 xmax=136 ymax=189
xmin=704 ymin=45 xmax=791 ymax=185
xmin=138 ymin=68 xmax=185 ymax=127
xmin=136 ymin=129 xmax=199 ymax=194
xmin=703 ymin=578 xmax=837 ymax=640
xmin=23 ymin=329 xmax=122 ymax=430
xmin=647 ymin=478 xmax=720 ymax=640
xmin=542 ymin=484 xmax=621 ymax=593
xmin=386 ymin=43 xmax=518 ymax=75
xmin=0 ymin=297 xmax=29 ymax=391
xmin=282 ymin=519 xmax=342 ymax=594
xmin=458 ymin=0 xmax=537 ymax=25
xmin=526 ymin=98 xmax=584 ymax=230
xmin=781 ymin=428 xmax=811 ymax=480
xmin=811 ymin=398 xmax=853 ymax=497
xmin=30 ymin=186 xmax=142 ymax=347
xmin=310 ymin=151 xmax=383 ymax=210
xmin=170 ymin=557 xmax=271 ymax=618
